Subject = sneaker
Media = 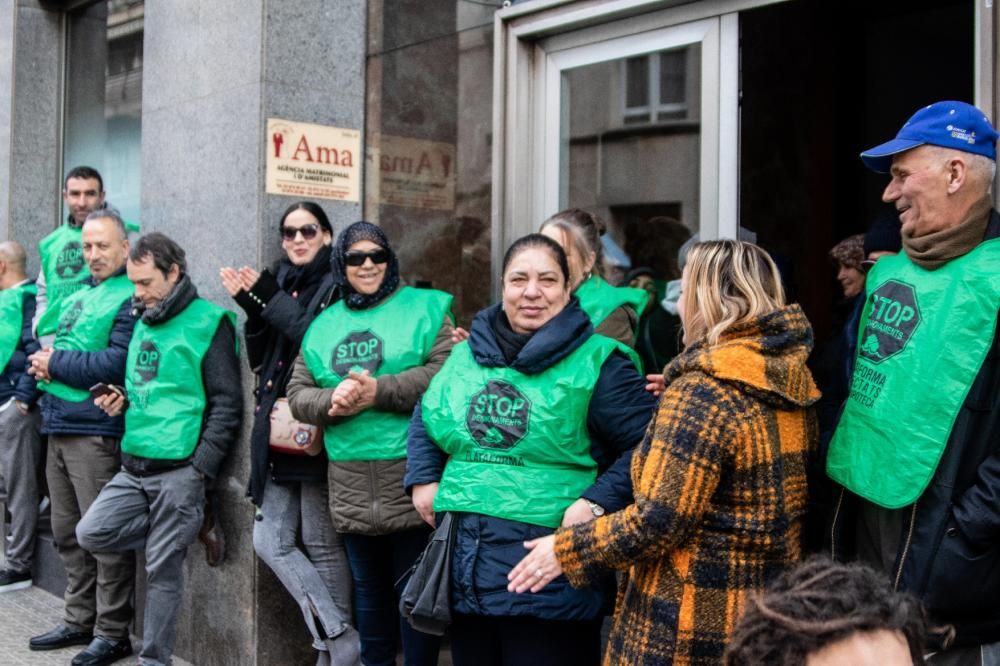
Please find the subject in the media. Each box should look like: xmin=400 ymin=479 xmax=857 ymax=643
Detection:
xmin=0 ymin=567 xmax=31 ymax=592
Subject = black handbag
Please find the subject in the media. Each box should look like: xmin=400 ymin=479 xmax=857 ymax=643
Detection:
xmin=398 ymin=512 xmax=456 ymax=636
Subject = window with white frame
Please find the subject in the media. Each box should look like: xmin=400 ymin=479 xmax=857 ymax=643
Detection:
xmin=623 ymin=47 xmax=689 ymax=124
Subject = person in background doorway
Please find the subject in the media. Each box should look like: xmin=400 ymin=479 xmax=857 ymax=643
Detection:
xmin=220 ymin=201 xmax=359 ymax=666
xmin=829 ymin=233 xmax=866 ymax=301
xmin=540 ymin=209 xmax=648 ymax=346
xmin=626 ymin=266 xmax=683 ymax=374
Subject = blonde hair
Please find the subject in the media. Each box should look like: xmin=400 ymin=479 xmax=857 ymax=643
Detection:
xmin=681 ymin=239 xmax=785 ymax=347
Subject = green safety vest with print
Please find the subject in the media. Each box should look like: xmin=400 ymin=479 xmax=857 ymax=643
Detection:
xmin=0 ymin=282 xmax=36 ymax=372
xmin=121 ymin=299 xmax=235 ymax=460
xmin=36 ymin=224 xmax=91 ymax=337
xmin=827 ymin=239 xmax=1000 ymax=509
xmin=301 ymin=286 xmax=454 ymax=462
xmin=38 ymin=273 xmax=134 ymax=403
xmin=424 ymin=333 xmax=635 ymax=528
xmin=575 ymin=275 xmax=649 ymax=328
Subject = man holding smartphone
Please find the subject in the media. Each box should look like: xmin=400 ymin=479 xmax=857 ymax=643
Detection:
xmin=26 ymin=209 xmax=137 ymax=666
xmin=77 ymin=232 xmax=241 ymax=666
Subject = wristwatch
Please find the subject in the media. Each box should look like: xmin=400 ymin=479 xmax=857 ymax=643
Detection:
xmin=586 ymin=500 xmax=605 ymax=517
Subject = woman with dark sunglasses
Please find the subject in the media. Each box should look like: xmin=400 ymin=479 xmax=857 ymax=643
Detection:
xmin=288 ymin=221 xmax=455 ymax=666
xmin=220 ymin=201 xmax=360 ymax=665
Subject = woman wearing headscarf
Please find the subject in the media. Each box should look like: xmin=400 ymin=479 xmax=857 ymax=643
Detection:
xmin=508 ymin=240 xmax=820 ymax=665
xmin=406 ymin=233 xmax=656 ymax=666
xmin=220 ymin=201 xmax=358 ymax=665
xmin=287 ymin=221 xmax=454 ymax=666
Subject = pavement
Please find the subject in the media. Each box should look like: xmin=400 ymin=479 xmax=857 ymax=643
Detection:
xmin=0 ymin=563 xmax=193 ymax=666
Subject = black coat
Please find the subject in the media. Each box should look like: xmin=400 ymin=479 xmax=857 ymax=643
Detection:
xmin=831 ymin=210 xmax=1000 ymax=648
xmin=239 ymin=250 xmax=337 ymax=506
xmin=0 ymin=281 xmax=39 ymax=405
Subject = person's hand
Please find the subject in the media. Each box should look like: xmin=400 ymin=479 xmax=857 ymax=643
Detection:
xmin=27 ymin=348 xmax=53 ymax=382
xmin=219 ymin=267 xmax=243 ymax=297
xmin=645 ymin=373 xmax=666 ymax=397
xmin=561 ymin=498 xmax=596 ymax=527
xmin=347 ymin=370 xmax=377 ymax=409
xmin=451 ymin=326 xmax=470 ymax=344
xmin=412 ymin=482 xmax=439 ymax=528
xmin=94 ymin=388 xmax=127 ymax=417
xmin=237 ymin=266 xmax=261 ymax=292
xmin=14 ymin=399 xmax=29 ymax=416
xmin=507 ymin=535 xmax=561 ymax=593
xmin=328 ymin=381 xmax=356 ymax=417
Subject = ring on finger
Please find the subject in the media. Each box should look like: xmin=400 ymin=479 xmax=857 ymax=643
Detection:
xmin=534 ymin=569 xmax=544 ymax=578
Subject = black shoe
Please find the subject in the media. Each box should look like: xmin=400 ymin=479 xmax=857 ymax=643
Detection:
xmin=70 ymin=636 xmax=133 ymax=666
xmin=0 ymin=567 xmax=31 ymax=592
xmin=28 ymin=623 xmax=93 ymax=651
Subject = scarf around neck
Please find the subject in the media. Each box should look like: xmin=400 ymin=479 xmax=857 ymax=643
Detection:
xmin=901 ymin=194 xmax=992 ymax=270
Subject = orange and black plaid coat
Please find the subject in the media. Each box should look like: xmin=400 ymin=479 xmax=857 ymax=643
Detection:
xmin=555 ymin=305 xmax=820 ymax=665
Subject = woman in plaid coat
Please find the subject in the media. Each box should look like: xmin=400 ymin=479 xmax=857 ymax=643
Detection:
xmin=509 ymin=240 xmax=821 ymax=665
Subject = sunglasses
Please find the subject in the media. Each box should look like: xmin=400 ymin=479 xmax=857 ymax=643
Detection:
xmin=344 ymin=249 xmax=390 ymax=267
xmin=280 ymin=223 xmax=322 ymax=241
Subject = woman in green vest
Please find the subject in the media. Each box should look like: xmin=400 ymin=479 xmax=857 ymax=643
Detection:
xmin=406 ymin=234 xmax=656 ymax=666
xmin=287 ymin=221 xmax=453 ymax=666
xmin=539 ymin=208 xmax=648 ymax=346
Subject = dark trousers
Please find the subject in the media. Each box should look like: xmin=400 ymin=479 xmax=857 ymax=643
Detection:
xmin=341 ymin=527 xmax=439 ymax=666
xmin=450 ymin=613 xmax=602 ymax=666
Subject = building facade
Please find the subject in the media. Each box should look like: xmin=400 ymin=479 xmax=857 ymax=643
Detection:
xmin=0 ymin=0 xmax=997 ymax=663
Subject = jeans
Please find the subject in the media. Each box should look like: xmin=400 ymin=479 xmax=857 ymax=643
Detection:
xmin=341 ymin=527 xmax=439 ymax=666
xmin=77 ymin=465 xmax=205 ymax=666
xmin=253 ymin=479 xmax=354 ymax=649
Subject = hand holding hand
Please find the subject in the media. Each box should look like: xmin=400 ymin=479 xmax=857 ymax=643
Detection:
xmin=27 ymin=348 xmax=53 ymax=382
xmin=412 ymin=482 xmax=439 ymax=528
xmin=645 ymin=373 xmax=666 ymax=397
xmin=507 ymin=535 xmax=561 ymax=594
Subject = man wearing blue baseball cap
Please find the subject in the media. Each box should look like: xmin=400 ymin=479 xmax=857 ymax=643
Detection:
xmin=827 ymin=101 xmax=1000 ymax=664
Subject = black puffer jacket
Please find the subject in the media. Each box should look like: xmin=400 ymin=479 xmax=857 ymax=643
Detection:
xmin=237 ymin=247 xmax=337 ymax=506
xmin=830 ymin=210 xmax=1000 ymax=648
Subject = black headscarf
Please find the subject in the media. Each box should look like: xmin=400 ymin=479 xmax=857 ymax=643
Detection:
xmin=332 ymin=221 xmax=400 ymax=310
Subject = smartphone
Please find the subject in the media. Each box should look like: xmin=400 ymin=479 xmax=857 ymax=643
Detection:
xmin=89 ymin=383 xmax=120 ymax=400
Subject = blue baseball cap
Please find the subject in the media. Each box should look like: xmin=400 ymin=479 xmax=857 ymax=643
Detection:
xmin=860 ymin=101 xmax=999 ymax=173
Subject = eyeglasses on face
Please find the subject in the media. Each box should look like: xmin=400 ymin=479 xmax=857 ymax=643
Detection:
xmin=344 ymin=249 xmax=389 ymax=267
xmin=860 ymin=259 xmax=877 ymax=273
xmin=280 ymin=223 xmax=322 ymax=241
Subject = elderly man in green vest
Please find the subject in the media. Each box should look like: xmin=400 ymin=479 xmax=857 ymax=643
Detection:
xmin=26 ymin=209 xmax=138 ymax=666
xmin=32 ymin=166 xmax=107 ymax=346
xmin=77 ymin=232 xmax=242 ymax=666
xmin=827 ymin=101 xmax=1000 ymax=664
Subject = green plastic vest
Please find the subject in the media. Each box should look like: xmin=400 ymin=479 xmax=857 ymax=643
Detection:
xmin=0 ymin=282 xmax=36 ymax=372
xmin=36 ymin=225 xmax=91 ymax=337
xmin=39 ymin=273 xmax=134 ymax=403
xmin=827 ymin=240 xmax=1000 ymax=508
xmin=575 ymin=275 xmax=648 ymax=327
xmin=301 ymin=286 xmax=454 ymax=461
xmin=121 ymin=299 xmax=236 ymax=460
xmin=424 ymin=334 xmax=633 ymax=528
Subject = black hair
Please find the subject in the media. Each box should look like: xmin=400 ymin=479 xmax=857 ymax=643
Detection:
xmin=64 ymin=166 xmax=104 ymax=193
xmin=725 ymin=556 xmax=934 ymax=666
xmin=501 ymin=234 xmax=571 ymax=286
xmin=280 ymin=201 xmax=332 ymax=234
xmin=128 ymin=232 xmax=187 ymax=277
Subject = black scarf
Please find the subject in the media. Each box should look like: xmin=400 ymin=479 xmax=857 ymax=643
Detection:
xmin=277 ymin=244 xmax=332 ymax=296
xmin=332 ymin=221 xmax=400 ymax=310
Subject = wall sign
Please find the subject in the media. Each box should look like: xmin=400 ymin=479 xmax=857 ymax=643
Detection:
xmin=266 ymin=118 xmax=361 ymax=202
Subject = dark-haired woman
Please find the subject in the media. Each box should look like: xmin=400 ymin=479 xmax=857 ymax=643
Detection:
xmin=220 ymin=201 xmax=358 ymax=665
xmin=540 ymin=208 xmax=648 ymax=346
xmin=287 ymin=221 xmax=453 ymax=666
xmin=406 ymin=234 xmax=655 ymax=666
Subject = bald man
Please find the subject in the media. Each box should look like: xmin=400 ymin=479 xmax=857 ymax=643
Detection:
xmin=0 ymin=240 xmax=43 ymax=592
